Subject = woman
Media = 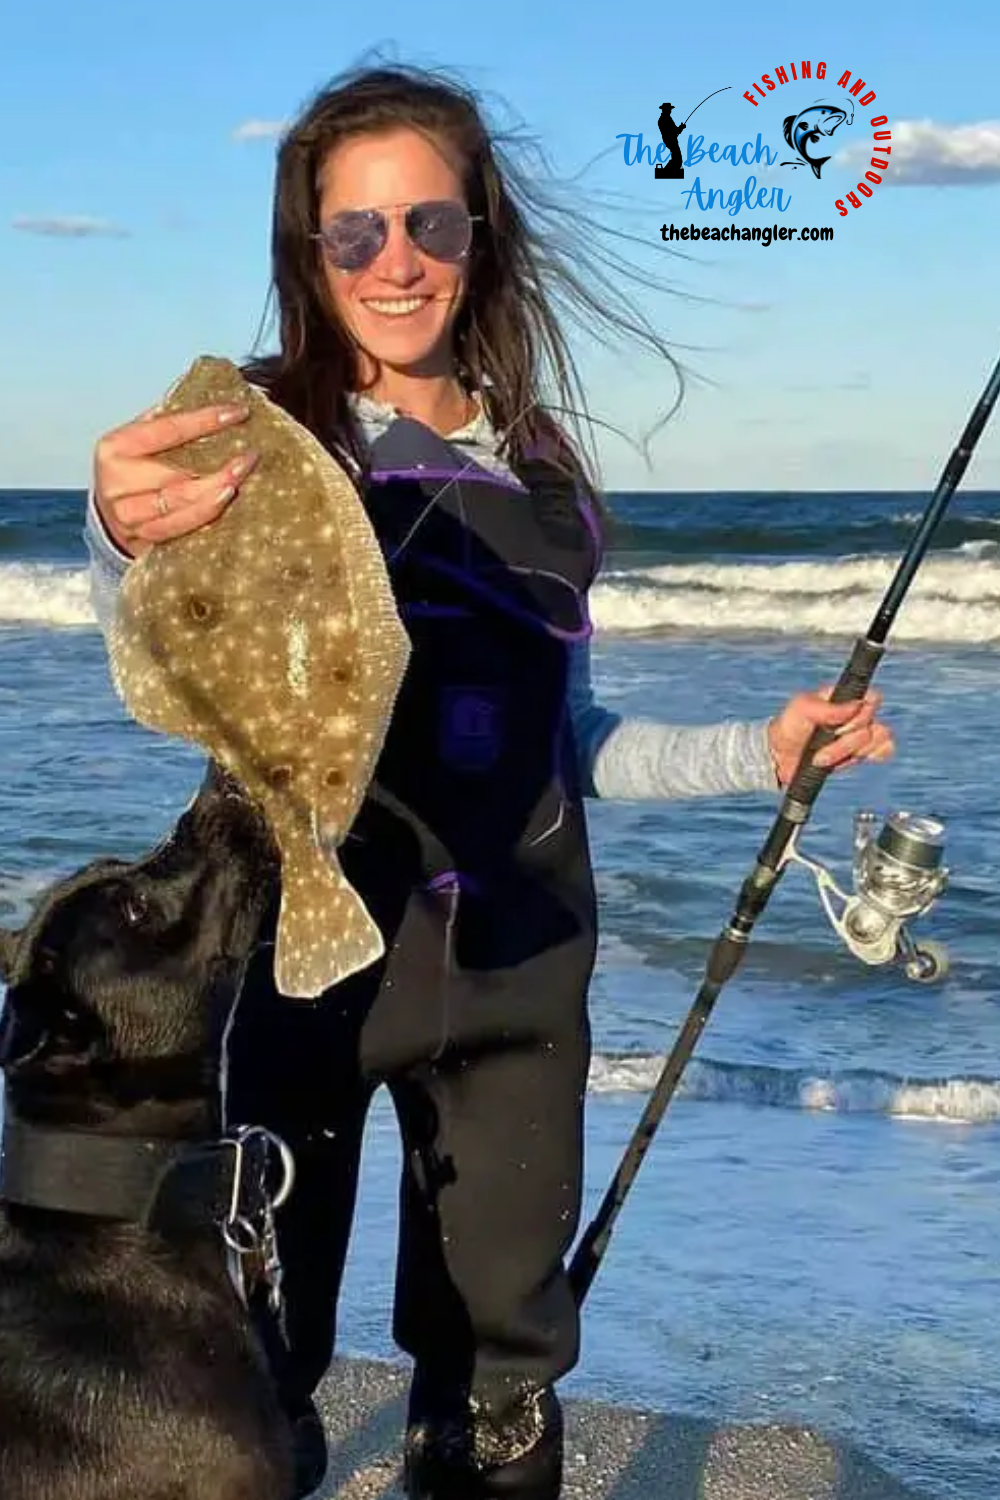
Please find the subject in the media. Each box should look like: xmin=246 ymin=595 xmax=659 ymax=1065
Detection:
xmin=86 ymin=65 xmax=892 ymax=1500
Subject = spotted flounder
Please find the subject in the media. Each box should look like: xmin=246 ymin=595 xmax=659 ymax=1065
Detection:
xmin=109 ymin=355 xmax=410 ymax=998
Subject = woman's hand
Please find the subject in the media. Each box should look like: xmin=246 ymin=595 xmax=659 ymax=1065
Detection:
xmin=768 ymin=686 xmax=894 ymax=788
xmin=92 ymin=403 xmax=257 ymax=557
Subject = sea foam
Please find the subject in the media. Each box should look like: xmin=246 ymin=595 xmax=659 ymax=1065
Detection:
xmin=6 ymin=550 xmax=1000 ymax=647
xmin=588 ymin=1053 xmax=1000 ymax=1124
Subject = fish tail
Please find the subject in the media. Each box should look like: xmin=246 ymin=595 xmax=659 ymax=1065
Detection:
xmin=272 ymin=834 xmax=384 ymax=999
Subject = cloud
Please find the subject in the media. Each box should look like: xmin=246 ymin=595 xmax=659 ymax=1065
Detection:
xmin=784 ymin=373 xmax=871 ymax=393
xmin=11 ymin=215 xmax=131 ymax=238
xmin=837 ymin=119 xmax=1000 ymax=185
xmin=232 ymin=119 xmax=288 ymax=142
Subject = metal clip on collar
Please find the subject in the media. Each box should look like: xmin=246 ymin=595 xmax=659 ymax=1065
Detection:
xmin=221 ymin=1124 xmax=295 ymax=1257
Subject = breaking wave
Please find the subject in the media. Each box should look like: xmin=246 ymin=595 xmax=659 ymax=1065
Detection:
xmin=4 ymin=546 xmax=1000 ymax=647
xmin=590 ymin=553 xmax=1000 ymax=643
xmin=0 ymin=564 xmax=94 ymax=627
xmin=588 ymin=1053 xmax=1000 ymax=1124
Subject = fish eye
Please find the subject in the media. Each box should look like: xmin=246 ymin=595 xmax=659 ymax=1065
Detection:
xmin=186 ymin=594 xmax=220 ymax=626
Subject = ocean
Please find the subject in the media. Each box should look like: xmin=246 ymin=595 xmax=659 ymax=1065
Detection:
xmin=2 ymin=486 xmax=999 ymax=1499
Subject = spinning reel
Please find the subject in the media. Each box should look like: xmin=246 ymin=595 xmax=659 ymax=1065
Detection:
xmin=785 ymin=810 xmax=950 ymax=982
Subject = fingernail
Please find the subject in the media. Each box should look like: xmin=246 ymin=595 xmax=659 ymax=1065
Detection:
xmin=218 ymin=405 xmax=250 ymax=426
xmin=214 ymin=485 xmax=236 ymax=507
xmin=230 ymin=451 xmax=259 ymax=478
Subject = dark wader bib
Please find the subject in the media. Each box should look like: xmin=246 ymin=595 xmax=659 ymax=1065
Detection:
xmin=226 ymin=419 xmax=602 ymax=1412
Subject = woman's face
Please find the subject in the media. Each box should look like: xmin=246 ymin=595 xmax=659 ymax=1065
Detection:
xmin=316 ymin=127 xmax=470 ymax=385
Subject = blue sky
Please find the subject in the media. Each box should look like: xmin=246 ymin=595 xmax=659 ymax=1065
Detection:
xmin=2 ymin=0 xmax=999 ymax=491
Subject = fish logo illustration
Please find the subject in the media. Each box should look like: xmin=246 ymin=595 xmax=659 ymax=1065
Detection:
xmin=782 ymin=98 xmax=855 ymax=177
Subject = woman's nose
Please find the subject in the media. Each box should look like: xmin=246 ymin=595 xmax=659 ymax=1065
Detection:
xmin=373 ymin=214 xmax=423 ymax=283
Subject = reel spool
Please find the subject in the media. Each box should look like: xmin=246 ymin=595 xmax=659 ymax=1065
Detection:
xmin=785 ymin=810 xmax=950 ymax=982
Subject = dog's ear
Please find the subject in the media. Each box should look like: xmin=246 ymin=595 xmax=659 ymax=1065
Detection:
xmin=0 ymin=926 xmax=19 ymax=984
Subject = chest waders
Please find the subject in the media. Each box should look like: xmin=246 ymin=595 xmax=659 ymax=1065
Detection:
xmin=225 ymin=418 xmax=603 ymax=1494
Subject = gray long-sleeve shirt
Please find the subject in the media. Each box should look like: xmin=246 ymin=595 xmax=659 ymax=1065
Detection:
xmin=83 ymin=396 xmax=779 ymax=802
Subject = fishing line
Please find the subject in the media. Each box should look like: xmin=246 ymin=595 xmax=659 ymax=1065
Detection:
xmin=676 ymin=86 xmax=732 ymax=127
xmin=385 ymin=395 xmax=550 ymax=563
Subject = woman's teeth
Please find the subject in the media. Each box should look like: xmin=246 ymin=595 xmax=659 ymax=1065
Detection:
xmin=365 ymin=297 xmax=430 ymax=316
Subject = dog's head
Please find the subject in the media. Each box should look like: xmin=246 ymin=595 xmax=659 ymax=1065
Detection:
xmin=0 ymin=767 xmax=278 ymax=1132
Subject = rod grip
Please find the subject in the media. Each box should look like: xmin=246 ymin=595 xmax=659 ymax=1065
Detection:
xmin=782 ymin=637 xmax=885 ymax=809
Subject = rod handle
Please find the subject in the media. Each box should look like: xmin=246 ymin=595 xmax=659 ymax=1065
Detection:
xmin=782 ymin=637 xmax=886 ymax=810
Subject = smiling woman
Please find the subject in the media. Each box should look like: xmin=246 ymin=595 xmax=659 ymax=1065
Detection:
xmin=314 ymin=132 xmax=475 ymax=411
xmin=245 ymin=63 xmax=681 ymax=481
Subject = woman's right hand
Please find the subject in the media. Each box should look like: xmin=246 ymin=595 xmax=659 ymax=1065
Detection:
xmin=92 ymin=402 xmax=258 ymax=557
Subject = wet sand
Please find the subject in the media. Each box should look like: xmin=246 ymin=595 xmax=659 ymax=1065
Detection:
xmin=311 ymin=1356 xmax=938 ymax=1499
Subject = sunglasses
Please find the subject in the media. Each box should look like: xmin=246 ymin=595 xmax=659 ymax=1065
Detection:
xmin=312 ymin=199 xmax=482 ymax=273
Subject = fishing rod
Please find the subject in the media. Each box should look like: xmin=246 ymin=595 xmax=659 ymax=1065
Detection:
xmin=677 ymin=86 xmax=732 ymax=128
xmin=569 ymin=345 xmax=1000 ymax=1308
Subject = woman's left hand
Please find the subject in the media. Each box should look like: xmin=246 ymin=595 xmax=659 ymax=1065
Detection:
xmin=767 ymin=687 xmax=895 ymax=788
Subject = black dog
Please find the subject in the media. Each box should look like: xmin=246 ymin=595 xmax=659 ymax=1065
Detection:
xmin=0 ymin=769 xmax=295 ymax=1500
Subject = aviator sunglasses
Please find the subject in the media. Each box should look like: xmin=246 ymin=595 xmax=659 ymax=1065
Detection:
xmin=311 ymin=199 xmax=482 ymax=272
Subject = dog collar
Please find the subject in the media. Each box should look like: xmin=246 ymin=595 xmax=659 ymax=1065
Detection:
xmin=0 ymin=1112 xmax=293 ymax=1240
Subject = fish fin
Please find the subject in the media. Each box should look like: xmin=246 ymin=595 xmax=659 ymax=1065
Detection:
xmin=783 ymin=114 xmax=796 ymax=149
xmin=272 ymin=833 xmax=384 ymax=999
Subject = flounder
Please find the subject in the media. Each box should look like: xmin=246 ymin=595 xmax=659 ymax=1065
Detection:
xmin=109 ymin=355 xmax=410 ymax=999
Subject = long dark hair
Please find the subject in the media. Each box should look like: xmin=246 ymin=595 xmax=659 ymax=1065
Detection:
xmin=244 ymin=62 xmax=681 ymax=491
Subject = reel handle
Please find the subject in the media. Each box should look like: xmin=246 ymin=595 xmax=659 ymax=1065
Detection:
xmin=906 ymin=938 xmax=950 ymax=983
xmin=782 ymin=637 xmax=886 ymax=810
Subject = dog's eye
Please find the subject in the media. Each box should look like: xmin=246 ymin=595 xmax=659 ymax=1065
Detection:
xmin=37 ymin=947 xmax=59 ymax=978
xmin=121 ymin=893 xmax=150 ymax=928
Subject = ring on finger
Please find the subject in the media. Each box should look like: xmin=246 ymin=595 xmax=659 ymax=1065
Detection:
xmin=155 ymin=489 xmax=170 ymax=518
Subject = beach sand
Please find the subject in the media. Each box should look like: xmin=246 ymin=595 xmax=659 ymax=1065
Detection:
xmin=311 ymin=1357 xmax=938 ymax=1499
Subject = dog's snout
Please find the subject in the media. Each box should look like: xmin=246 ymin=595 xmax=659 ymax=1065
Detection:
xmin=195 ymin=767 xmax=275 ymax=849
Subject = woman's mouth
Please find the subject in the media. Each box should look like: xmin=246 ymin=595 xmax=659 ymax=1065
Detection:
xmin=362 ymin=296 xmax=434 ymax=318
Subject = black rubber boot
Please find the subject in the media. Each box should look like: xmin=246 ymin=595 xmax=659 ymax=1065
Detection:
xmin=403 ymin=1383 xmax=563 ymax=1500
xmin=288 ymin=1396 xmax=329 ymax=1499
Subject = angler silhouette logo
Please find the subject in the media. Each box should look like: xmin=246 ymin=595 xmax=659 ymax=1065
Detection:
xmin=654 ymin=88 xmax=731 ymax=178
xmin=781 ymin=98 xmax=855 ymax=177
xmin=655 ymin=103 xmax=687 ymax=178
